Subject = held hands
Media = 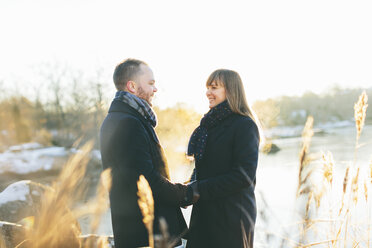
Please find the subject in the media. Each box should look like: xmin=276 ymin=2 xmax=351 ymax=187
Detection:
xmin=181 ymin=181 xmax=200 ymax=209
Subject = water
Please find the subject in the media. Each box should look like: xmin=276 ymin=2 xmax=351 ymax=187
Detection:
xmin=254 ymin=124 xmax=372 ymax=246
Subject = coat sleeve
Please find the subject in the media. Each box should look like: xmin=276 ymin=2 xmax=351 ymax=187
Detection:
xmin=197 ymin=118 xmax=259 ymax=200
xmin=117 ymin=117 xmax=189 ymax=206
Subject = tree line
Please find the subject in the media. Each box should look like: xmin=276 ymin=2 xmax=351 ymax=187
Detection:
xmin=252 ymin=85 xmax=372 ymax=128
xmin=0 ymin=64 xmax=370 ymax=150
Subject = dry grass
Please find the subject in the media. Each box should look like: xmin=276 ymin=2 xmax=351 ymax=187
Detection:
xmin=351 ymin=168 xmax=360 ymax=205
xmin=5 ymin=141 xmax=113 ymax=248
xmin=266 ymin=91 xmax=372 ymax=247
xmin=2 ymin=92 xmax=371 ymax=248
xmin=290 ymin=91 xmax=372 ymax=248
xmin=297 ymin=116 xmax=314 ymax=196
xmin=16 ymin=142 xmax=93 ymax=248
xmin=0 ymin=233 xmax=6 ymax=248
xmin=297 ymin=116 xmax=315 ymax=228
xmin=136 ymin=176 xmax=186 ymax=248
xmin=322 ymin=151 xmax=334 ymax=186
xmin=137 ymin=175 xmax=155 ymax=248
xmin=354 ymin=91 xmax=368 ymax=142
xmin=338 ymin=166 xmax=350 ymax=216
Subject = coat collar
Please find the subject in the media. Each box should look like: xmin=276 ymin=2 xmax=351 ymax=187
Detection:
xmin=216 ymin=113 xmax=238 ymax=128
xmin=108 ymin=100 xmax=160 ymax=144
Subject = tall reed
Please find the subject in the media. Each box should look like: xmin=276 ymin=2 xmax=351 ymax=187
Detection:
xmin=354 ymin=91 xmax=368 ymax=144
xmin=287 ymin=91 xmax=371 ymax=247
xmin=137 ymin=175 xmax=154 ymax=248
xmin=13 ymin=141 xmax=112 ymax=248
xmin=17 ymin=142 xmax=94 ymax=248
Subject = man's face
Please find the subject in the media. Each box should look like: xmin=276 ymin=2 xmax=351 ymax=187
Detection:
xmin=135 ymin=64 xmax=157 ymax=106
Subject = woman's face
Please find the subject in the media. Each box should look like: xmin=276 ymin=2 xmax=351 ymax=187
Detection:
xmin=206 ymin=81 xmax=226 ymax=108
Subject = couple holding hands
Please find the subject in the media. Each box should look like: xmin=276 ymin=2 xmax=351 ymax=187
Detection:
xmin=100 ymin=58 xmax=260 ymax=248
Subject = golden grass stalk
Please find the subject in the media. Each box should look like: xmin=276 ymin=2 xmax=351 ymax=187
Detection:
xmin=343 ymin=93 xmax=368 ymax=247
xmin=351 ymin=167 xmax=360 ymax=205
xmin=363 ymin=180 xmax=368 ymax=203
xmin=137 ymin=175 xmax=154 ymax=248
xmin=297 ymin=116 xmax=314 ymax=197
xmin=0 ymin=232 xmax=7 ymax=248
xmin=354 ymin=91 xmax=368 ymax=142
xmin=96 ymin=236 xmax=109 ymax=248
xmin=17 ymin=142 xmax=94 ymax=248
xmin=322 ymin=151 xmax=334 ymax=185
xmin=339 ymin=166 xmax=350 ymax=216
xmin=343 ymin=166 xmax=350 ymax=195
xmin=84 ymin=168 xmax=112 ymax=248
xmin=296 ymin=116 xmax=315 ymax=244
xmin=90 ymin=168 xmax=112 ymax=234
xmin=370 ymin=160 xmax=372 ymax=184
xmin=305 ymin=192 xmax=313 ymax=220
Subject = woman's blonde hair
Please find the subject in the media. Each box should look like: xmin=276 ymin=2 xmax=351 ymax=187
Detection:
xmin=206 ymin=69 xmax=262 ymax=140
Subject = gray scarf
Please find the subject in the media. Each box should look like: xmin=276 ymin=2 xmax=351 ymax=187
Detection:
xmin=114 ymin=91 xmax=157 ymax=127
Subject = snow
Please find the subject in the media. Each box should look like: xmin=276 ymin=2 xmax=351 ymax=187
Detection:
xmin=31 ymin=190 xmax=40 ymax=196
xmin=0 ymin=143 xmax=103 ymax=175
xmin=91 ymin=149 xmax=101 ymax=161
xmin=0 ymin=145 xmax=67 ymax=174
xmin=0 ymin=221 xmax=22 ymax=227
xmin=8 ymin=143 xmax=42 ymax=152
xmin=265 ymin=125 xmax=304 ymax=138
xmin=317 ymin=120 xmax=354 ymax=129
xmin=0 ymin=180 xmax=30 ymax=206
xmin=266 ymin=120 xmax=355 ymax=138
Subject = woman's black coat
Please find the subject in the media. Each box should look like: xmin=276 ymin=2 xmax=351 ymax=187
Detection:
xmin=187 ymin=114 xmax=259 ymax=248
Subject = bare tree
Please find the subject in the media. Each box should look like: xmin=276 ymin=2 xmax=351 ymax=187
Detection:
xmin=37 ymin=62 xmax=70 ymax=145
xmin=89 ymin=68 xmax=108 ymax=145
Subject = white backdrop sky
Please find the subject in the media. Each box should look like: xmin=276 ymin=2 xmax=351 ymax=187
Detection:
xmin=1 ymin=0 xmax=372 ymax=112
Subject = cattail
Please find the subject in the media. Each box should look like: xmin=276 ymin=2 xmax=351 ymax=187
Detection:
xmin=354 ymin=91 xmax=368 ymax=141
xmin=137 ymin=175 xmax=155 ymax=248
xmin=351 ymin=168 xmax=360 ymax=205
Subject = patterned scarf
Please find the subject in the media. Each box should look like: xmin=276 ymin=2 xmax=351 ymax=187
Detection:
xmin=187 ymin=100 xmax=233 ymax=162
xmin=114 ymin=91 xmax=157 ymax=127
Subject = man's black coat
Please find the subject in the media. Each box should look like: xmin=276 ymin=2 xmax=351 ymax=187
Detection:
xmin=187 ymin=114 xmax=259 ymax=248
xmin=100 ymin=99 xmax=188 ymax=248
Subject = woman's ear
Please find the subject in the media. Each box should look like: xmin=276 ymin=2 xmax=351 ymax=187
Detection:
xmin=126 ymin=81 xmax=136 ymax=94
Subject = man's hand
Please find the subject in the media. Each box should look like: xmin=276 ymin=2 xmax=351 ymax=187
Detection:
xmin=181 ymin=181 xmax=200 ymax=208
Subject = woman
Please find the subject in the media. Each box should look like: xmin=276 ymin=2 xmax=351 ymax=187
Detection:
xmin=186 ymin=69 xmax=260 ymax=248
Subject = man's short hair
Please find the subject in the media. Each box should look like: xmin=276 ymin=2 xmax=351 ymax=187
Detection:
xmin=113 ymin=58 xmax=148 ymax=90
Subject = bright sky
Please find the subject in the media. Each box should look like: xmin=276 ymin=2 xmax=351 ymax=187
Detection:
xmin=1 ymin=0 xmax=372 ymax=112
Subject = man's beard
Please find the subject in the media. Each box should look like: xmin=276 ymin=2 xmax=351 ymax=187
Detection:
xmin=137 ymin=86 xmax=152 ymax=106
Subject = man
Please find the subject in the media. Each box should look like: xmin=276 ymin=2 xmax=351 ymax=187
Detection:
xmin=100 ymin=59 xmax=197 ymax=248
